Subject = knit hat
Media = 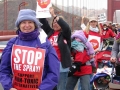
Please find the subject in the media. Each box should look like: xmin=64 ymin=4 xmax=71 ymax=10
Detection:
xmin=89 ymin=17 xmax=98 ymax=22
xmin=71 ymin=30 xmax=87 ymax=44
xmin=15 ymin=9 xmax=40 ymax=28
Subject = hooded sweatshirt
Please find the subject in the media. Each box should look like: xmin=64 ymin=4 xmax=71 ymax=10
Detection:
xmin=71 ymin=30 xmax=94 ymax=76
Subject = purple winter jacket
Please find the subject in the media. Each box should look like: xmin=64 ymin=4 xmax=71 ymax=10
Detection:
xmin=0 ymin=35 xmax=60 ymax=90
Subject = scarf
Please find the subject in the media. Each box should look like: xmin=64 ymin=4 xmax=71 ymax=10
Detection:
xmin=90 ymin=26 xmax=99 ymax=32
xmin=17 ymin=29 xmax=40 ymax=41
xmin=71 ymin=40 xmax=87 ymax=52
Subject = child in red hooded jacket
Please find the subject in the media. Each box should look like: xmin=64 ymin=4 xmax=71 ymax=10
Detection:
xmin=66 ymin=30 xmax=95 ymax=90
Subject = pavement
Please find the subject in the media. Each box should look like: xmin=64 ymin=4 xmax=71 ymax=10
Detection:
xmin=0 ymin=83 xmax=4 ymax=90
xmin=74 ymin=83 xmax=78 ymax=90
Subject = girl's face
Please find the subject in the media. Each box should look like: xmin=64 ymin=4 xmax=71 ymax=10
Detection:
xmin=75 ymin=37 xmax=81 ymax=42
xmin=90 ymin=21 xmax=98 ymax=28
xmin=103 ymin=25 xmax=108 ymax=30
xmin=52 ymin=19 xmax=61 ymax=31
xmin=19 ymin=20 xmax=35 ymax=33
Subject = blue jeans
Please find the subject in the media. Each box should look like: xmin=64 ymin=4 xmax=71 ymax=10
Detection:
xmin=78 ymin=79 xmax=81 ymax=90
xmin=57 ymin=72 xmax=68 ymax=90
xmin=78 ymin=74 xmax=94 ymax=90
xmin=66 ymin=75 xmax=91 ymax=90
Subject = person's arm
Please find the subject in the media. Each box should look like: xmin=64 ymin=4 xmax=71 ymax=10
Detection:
xmin=109 ymin=29 xmax=116 ymax=37
xmin=39 ymin=44 xmax=60 ymax=90
xmin=81 ymin=16 xmax=86 ymax=30
xmin=39 ymin=7 xmax=59 ymax=35
xmin=57 ymin=18 xmax=71 ymax=45
xmin=39 ymin=18 xmax=53 ymax=35
xmin=111 ymin=39 xmax=119 ymax=59
xmin=85 ymin=41 xmax=95 ymax=55
xmin=0 ymin=40 xmax=14 ymax=90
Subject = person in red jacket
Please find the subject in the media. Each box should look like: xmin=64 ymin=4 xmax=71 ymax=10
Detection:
xmin=80 ymin=17 xmax=103 ymax=90
xmin=81 ymin=17 xmax=103 ymax=53
xmin=66 ymin=30 xmax=95 ymax=90
xmin=102 ymin=24 xmax=115 ymax=39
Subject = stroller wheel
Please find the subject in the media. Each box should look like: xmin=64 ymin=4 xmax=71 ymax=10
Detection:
xmin=92 ymin=74 xmax=110 ymax=90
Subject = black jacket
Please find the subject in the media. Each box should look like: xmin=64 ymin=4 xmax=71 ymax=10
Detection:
xmin=39 ymin=18 xmax=71 ymax=68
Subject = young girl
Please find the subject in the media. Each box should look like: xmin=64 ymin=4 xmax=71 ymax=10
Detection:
xmin=81 ymin=17 xmax=103 ymax=52
xmin=66 ymin=30 xmax=94 ymax=90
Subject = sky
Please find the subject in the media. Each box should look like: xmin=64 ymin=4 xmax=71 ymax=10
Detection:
xmin=51 ymin=0 xmax=107 ymax=10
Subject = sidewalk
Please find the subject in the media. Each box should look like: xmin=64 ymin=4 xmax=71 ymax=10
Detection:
xmin=74 ymin=83 xmax=78 ymax=90
xmin=0 ymin=83 xmax=4 ymax=90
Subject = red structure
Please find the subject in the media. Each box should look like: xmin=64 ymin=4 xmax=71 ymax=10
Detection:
xmin=107 ymin=0 xmax=120 ymax=22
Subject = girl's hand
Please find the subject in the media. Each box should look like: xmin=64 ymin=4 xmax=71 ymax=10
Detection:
xmin=95 ymin=49 xmax=99 ymax=53
xmin=49 ymin=7 xmax=56 ymax=17
xmin=90 ymin=54 xmax=94 ymax=58
xmin=82 ymin=16 xmax=85 ymax=20
xmin=110 ymin=57 xmax=117 ymax=63
xmin=10 ymin=88 xmax=17 ymax=90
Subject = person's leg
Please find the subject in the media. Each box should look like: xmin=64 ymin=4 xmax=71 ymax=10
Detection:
xmin=80 ymin=74 xmax=91 ymax=90
xmin=66 ymin=76 xmax=79 ymax=90
xmin=90 ymin=74 xmax=94 ymax=90
xmin=78 ymin=79 xmax=81 ymax=90
xmin=57 ymin=72 xmax=68 ymax=90
xmin=53 ymin=86 xmax=57 ymax=90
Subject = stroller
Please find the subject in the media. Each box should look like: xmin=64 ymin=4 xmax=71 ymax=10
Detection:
xmin=90 ymin=62 xmax=116 ymax=90
xmin=90 ymin=72 xmax=111 ymax=90
xmin=90 ymin=38 xmax=114 ymax=90
xmin=109 ymin=64 xmax=120 ymax=90
xmin=91 ymin=64 xmax=120 ymax=90
xmin=95 ymin=38 xmax=114 ymax=68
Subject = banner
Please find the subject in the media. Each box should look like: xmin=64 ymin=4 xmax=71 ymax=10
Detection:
xmin=98 ymin=13 xmax=107 ymax=23
xmin=11 ymin=45 xmax=46 ymax=90
xmin=36 ymin=0 xmax=52 ymax=18
xmin=88 ymin=35 xmax=101 ymax=51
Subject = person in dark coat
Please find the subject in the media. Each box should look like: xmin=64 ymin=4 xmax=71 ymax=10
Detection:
xmin=39 ymin=7 xmax=72 ymax=90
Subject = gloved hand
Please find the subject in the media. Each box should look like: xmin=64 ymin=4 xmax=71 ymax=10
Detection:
xmin=68 ymin=61 xmax=82 ymax=77
xmin=91 ymin=61 xmax=96 ymax=67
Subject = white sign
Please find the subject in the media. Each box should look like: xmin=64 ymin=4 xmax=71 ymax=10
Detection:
xmin=98 ymin=13 xmax=107 ymax=23
xmin=88 ymin=35 xmax=101 ymax=51
xmin=36 ymin=0 xmax=52 ymax=18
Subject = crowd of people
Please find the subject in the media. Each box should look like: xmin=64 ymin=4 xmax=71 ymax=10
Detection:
xmin=0 ymin=7 xmax=120 ymax=90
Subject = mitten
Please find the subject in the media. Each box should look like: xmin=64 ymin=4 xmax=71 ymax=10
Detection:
xmin=68 ymin=61 xmax=82 ymax=77
xmin=91 ymin=61 xmax=96 ymax=67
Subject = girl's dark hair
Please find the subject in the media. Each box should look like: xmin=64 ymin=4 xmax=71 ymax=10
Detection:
xmin=51 ymin=16 xmax=65 ymax=28
xmin=52 ymin=16 xmax=58 ymax=28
